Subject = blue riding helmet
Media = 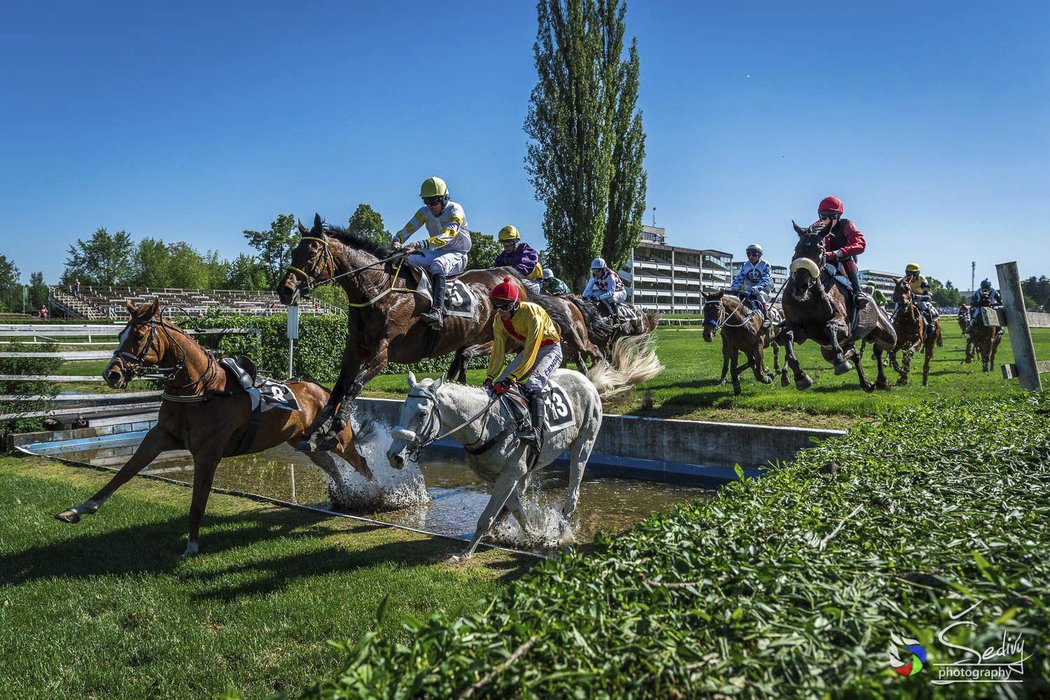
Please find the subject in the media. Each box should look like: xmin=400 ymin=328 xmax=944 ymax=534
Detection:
xmin=980 ymin=279 xmax=992 ymax=289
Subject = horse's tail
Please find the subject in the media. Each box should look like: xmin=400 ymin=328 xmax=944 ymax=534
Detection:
xmin=585 ymin=334 xmax=664 ymax=399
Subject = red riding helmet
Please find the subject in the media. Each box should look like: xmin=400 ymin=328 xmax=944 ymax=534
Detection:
xmin=818 ymin=196 xmax=844 ymax=214
xmin=490 ymin=277 xmax=521 ymax=310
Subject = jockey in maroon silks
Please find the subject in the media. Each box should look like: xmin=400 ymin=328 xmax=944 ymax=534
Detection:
xmin=813 ymin=196 xmax=869 ymax=308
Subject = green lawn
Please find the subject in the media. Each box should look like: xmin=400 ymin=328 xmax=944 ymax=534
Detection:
xmin=0 ymin=457 xmax=533 ymax=699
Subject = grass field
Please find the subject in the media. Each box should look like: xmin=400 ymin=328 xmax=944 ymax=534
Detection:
xmin=0 ymin=457 xmax=532 ymax=699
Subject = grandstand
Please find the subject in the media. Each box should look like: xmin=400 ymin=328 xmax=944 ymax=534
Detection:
xmin=48 ymin=285 xmax=342 ymax=320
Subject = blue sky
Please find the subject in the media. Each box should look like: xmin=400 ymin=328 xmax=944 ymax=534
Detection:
xmin=2 ymin=0 xmax=1048 ymax=290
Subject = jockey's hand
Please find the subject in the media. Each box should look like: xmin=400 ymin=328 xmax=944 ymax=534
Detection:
xmin=391 ymin=240 xmax=402 ymax=250
xmin=483 ymin=378 xmax=494 ymax=390
xmin=738 ymin=289 xmax=751 ymax=298
xmin=491 ymin=379 xmax=513 ymax=396
xmin=824 ymin=250 xmax=843 ymax=264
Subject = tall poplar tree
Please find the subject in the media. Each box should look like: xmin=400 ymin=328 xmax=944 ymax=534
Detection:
xmin=525 ymin=0 xmax=646 ymax=289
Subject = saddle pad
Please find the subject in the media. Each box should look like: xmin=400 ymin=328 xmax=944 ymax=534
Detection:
xmin=543 ymin=383 xmax=575 ymax=434
xmin=416 ymin=276 xmax=477 ymax=319
xmin=247 ymin=379 xmax=301 ymax=413
xmin=618 ymin=304 xmax=638 ymax=320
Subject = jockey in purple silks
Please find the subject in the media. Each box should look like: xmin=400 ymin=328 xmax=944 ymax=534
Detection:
xmin=493 ymin=225 xmax=543 ymax=295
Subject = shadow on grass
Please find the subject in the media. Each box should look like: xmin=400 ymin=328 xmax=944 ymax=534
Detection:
xmin=4 ymin=506 xmax=535 ymax=595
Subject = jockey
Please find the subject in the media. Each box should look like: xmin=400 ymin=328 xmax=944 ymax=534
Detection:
xmin=392 ymin=177 xmax=472 ymax=329
xmin=582 ymin=257 xmax=627 ymax=317
xmin=541 ymin=267 xmax=571 ymax=296
xmin=731 ymin=243 xmax=774 ymax=327
xmin=900 ymin=262 xmax=938 ymax=336
xmin=485 ymin=277 xmax=563 ymax=443
xmin=812 ymin=196 xmax=869 ymax=308
xmin=493 ymin=225 xmax=543 ymax=295
xmin=966 ymin=278 xmax=1003 ymax=334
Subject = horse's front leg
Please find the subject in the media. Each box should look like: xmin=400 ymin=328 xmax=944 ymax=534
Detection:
xmin=718 ymin=336 xmax=730 ymax=385
xmin=184 ymin=444 xmax=223 ymax=557
xmin=730 ymin=349 xmax=742 ymax=395
xmin=873 ymin=345 xmax=890 ymax=390
xmin=56 ymin=426 xmax=179 ymax=523
xmin=322 ymin=340 xmax=391 ymax=451
xmin=301 ymin=343 xmax=361 ymax=451
xmin=779 ymin=327 xmax=812 ymax=390
xmin=922 ymin=340 xmax=934 ymax=386
xmin=453 ymin=459 xmax=528 ymax=562
xmin=897 ymin=348 xmax=913 ymax=386
xmin=749 ymin=341 xmax=771 ymax=384
xmin=824 ymin=322 xmax=852 ymax=375
xmin=851 ymin=344 xmax=875 ymax=393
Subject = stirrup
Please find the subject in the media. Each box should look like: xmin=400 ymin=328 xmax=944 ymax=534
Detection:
xmin=422 ymin=310 xmax=443 ymax=329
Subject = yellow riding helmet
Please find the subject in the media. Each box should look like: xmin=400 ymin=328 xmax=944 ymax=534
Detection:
xmin=419 ymin=177 xmax=448 ymax=199
xmin=905 ymin=262 xmax=921 ymax=274
xmin=498 ymin=225 xmax=520 ymax=242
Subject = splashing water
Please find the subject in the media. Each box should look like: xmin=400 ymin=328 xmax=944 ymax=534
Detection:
xmin=491 ymin=490 xmax=576 ymax=549
xmin=325 ymin=418 xmax=430 ymax=512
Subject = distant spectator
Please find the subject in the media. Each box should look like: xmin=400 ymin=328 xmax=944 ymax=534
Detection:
xmin=38 ymin=306 xmax=48 ymax=318
xmin=72 ymin=278 xmax=81 ymax=296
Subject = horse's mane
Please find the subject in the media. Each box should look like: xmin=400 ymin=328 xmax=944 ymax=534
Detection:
xmin=527 ymin=291 xmax=577 ymax=337
xmin=322 ymin=225 xmax=393 ymax=260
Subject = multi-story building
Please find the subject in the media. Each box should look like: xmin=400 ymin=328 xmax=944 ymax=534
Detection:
xmin=619 ymin=226 xmax=733 ymax=313
xmin=859 ymin=270 xmax=897 ymax=299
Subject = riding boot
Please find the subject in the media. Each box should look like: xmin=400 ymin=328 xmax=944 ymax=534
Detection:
xmin=423 ymin=273 xmax=446 ymax=329
xmin=528 ymin=388 xmax=545 ymax=444
xmin=847 ymin=268 xmax=870 ymax=307
xmin=513 ymin=389 xmax=537 ymax=443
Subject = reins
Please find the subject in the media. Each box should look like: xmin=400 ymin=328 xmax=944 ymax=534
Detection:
xmin=287 ymin=234 xmax=420 ymax=308
xmin=114 ymin=316 xmax=219 ymax=402
xmin=405 ymin=388 xmax=499 ymax=461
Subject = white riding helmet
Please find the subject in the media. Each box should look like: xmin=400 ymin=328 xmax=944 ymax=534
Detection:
xmin=591 ymin=257 xmax=607 ymax=270
xmin=746 ymin=243 xmax=763 ymax=255
xmin=543 ymin=268 xmax=553 ymax=279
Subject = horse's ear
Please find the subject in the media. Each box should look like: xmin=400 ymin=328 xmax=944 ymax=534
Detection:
xmin=433 ymin=376 xmax=444 ymax=390
xmin=407 ymin=371 xmax=417 ymax=388
xmin=147 ymin=299 xmax=159 ymax=318
xmin=313 ymin=213 xmax=322 ymax=231
xmin=125 ymin=299 xmax=136 ymax=316
xmin=792 ymin=220 xmax=808 ymax=237
xmin=298 ymin=219 xmax=309 ymax=236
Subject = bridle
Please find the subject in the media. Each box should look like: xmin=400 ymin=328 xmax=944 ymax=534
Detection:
xmin=705 ymin=294 xmax=755 ymax=330
xmin=284 ymin=230 xmax=414 ymax=308
xmin=400 ymin=386 xmax=497 ymax=462
xmin=112 ymin=316 xmax=217 ymax=397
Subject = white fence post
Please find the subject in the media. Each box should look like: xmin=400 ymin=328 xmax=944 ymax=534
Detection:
xmin=996 ymin=261 xmax=1041 ymax=391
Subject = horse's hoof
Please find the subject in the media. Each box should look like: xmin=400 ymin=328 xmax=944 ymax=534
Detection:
xmin=55 ymin=509 xmax=81 ymax=524
xmin=834 ymin=361 xmax=853 ymax=375
xmin=795 ymin=375 xmax=813 ymax=390
xmin=896 ymin=377 xmax=908 ymax=386
xmin=862 ymin=382 xmax=876 ymax=394
xmin=718 ymin=379 xmax=727 ymax=386
xmin=781 ymin=374 xmax=790 ymax=387
xmin=760 ymin=375 xmax=773 ymax=384
xmin=733 ymin=385 xmax=742 ymax=396
xmin=876 ymin=381 xmax=891 ymax=391
xmin=182 ymin=542 xmax=199 ymax=558
xmin=296 ymin=436 xmax=317 ymax=452
xmin=316 ymin=432 xmax=340 ymax=452
xmin=448 ymin=552 xmax=472 ymax=564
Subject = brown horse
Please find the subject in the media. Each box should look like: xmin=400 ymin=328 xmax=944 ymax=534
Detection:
xmin=779 ymin=221 xmax=896 ymax=391
xmin=888 ymin=278 xmax=941 ymax=386
xmin=958 ymin=303 xmax=976 ymax=362
xmin=55 ymin=300 xmax=373 ymax=556
xmin=276 ymin=215 xmax=527 ymax=450
xmin=567 ymin=295 xmax=659 ymax=357
xmin=967 ymin=299 xmax=1005 ymax=372
xmin=701 ymin=291 xmax=781 ymax=395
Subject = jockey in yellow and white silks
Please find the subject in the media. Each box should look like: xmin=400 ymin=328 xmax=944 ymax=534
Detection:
xmin=582 ymin=257 xmax=627 ymax=317
xmin=392 ymin=176 xmax=472 ymax=329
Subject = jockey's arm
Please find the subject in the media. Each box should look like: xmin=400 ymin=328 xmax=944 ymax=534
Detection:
xmin=837 ymin=221 xmax=867 ymax=258
xmin=508 ymin=312 xmax=545 ymax=383
xmin=485 ymin=325 xmax=508 ymax=382
xmin=582 ymin=277 xmax=597 ymax=298
xmin=394 ymin=209 xmax=427 ymax=245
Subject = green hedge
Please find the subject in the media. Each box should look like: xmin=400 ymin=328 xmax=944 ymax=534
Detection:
xmin=184 ymin=314 xmax=486 ymax=385
xmin=0 ymin=341 xmax=60 ymax=437
xmin=304 ymin=394 xmax=1049 ymax=698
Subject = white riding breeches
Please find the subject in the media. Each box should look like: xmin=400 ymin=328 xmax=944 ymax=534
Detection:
xmin=499 ymin=343 xmax=563 ymax=393
xmin=407 ymin=249 xmax=468 ymax=277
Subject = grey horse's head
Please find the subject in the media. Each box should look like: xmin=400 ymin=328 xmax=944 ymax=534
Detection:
xmin=387 ymin=372 xmax=443 ymax=469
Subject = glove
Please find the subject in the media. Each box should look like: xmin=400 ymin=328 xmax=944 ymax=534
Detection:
xmin=483 ymin=378 xmax=494 ymax=390
xmin=392 ymin=239 xmax=403 ymax=250
xmin=824 ymin=250 xmax=842 ymax=264
xmin=738 ymin=289 xmax=751 ymax=298
xmin=491 ymin=379 xmax=513 ymax=396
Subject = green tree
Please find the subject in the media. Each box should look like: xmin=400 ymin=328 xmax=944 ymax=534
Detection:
xmin=243 ymin=214 xmax=297 ymax=289
xmin=467 ymin=230 xmax=502 ymax=271
xmin=63 ymin=227 xmax=134 ymax=286
xmin=1021 ymin=275 xmax=1050 ymax=310
xmin=525 ymin=0 xmax=647 ymax=288
xmin=166 ymin=242 xmax=211 ymax=289
xmin=28 ymin=271 xmax=48 ymax=310
xmin=226 ymin=253 xmax=269 ymax=290
xmin=348 ymin=204 xmax=392 ymax=247
xmin=0 ymin=255 xmax=21 ymax=312
xmin=130 ymin=237 xmax=171 ymax=287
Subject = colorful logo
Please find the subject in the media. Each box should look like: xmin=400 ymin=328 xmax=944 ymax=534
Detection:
xmin=889 ymin=634 xmax=927 ymax=676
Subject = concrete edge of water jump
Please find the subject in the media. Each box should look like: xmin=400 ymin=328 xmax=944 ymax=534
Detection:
xmin=6 ymin=398 xmax=846 ymax=487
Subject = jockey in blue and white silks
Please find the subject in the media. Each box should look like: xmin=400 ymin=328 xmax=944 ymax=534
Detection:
xmin=731 ymin=244 xmax=774 ymax=317
xmin=966 ymin=278 xmax=1003 ymax=334
xmin=582 ymin=257 xmax=627 ymax=317
xmin=392 ymin=176 xmax=472 ymax=329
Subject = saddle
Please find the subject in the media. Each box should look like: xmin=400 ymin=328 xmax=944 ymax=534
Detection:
xmin=219 ymin=355 xmax=259 ymax=390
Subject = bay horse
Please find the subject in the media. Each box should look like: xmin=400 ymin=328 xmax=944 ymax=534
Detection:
xmin=276 ymin=214 xmax=527 ymax=451
xmin=958 ymin=303 xmax=975 ymax=362
xmin=779 ymin=221 xmax=897 ymax=391
xmin=567 ymin=295 xmax=659 ymax=357
xmin=55 ymin=300 xmax=374 ymax=556
xmin=701 ymin=291 xmax=781 ymax=395
xmin=888 ymin=278 xmax=941 ymax=386
xmin=967 ymin=299 xmax=1004 ymax=372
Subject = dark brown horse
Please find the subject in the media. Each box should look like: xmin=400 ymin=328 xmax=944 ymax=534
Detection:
xmin=567 ymin=295 xmax=659 ymax=357
xmin=888 ymin=278 xmax=941 ymax=386
xmin=701 ymin=291 xmax=781 ymax=395
xmin=55 ymin=300 xmax=373 ymax=556
xmin=967 ymin=298 xmax=1004 ymax=372
xmin=276 ymin=215 xmax=527 ymax=450
xmin=779 ymin=221 xmax=897 ymax=391
xmin=958 ymin=303 xmax=976 ymax=362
